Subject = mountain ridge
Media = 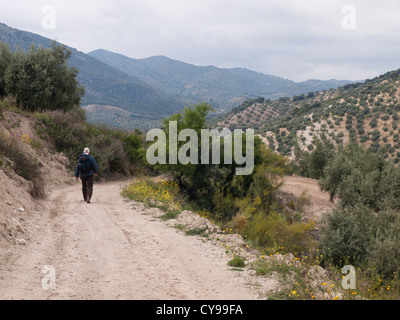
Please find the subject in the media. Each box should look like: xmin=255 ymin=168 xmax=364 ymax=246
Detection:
xmin=0 ymin=21 xmax=356 ymax=131
xmin=0 ymin=22 xmax=184 ymax=129
xmin=88 ymin=48 xmax=355 ymax=113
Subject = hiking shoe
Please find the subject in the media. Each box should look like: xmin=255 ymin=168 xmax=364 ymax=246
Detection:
xmin=87 ymin=198 xmax=91 ymax=204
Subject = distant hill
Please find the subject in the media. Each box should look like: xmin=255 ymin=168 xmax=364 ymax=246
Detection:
xmin=0 ymin=22 xmax=357 ymax=131
xmin=81 ymin=104 xmax=163 ymax=131
xmin=215 ymin=69 xmax=400 ymax=162
xmin=88 ymin=49 xmax=355 ymax=113
xmin=0 ymin=23 xmax=184 ymax=129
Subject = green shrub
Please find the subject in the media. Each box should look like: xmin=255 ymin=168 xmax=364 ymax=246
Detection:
xmin=318 ymin=143 xmax=400 ymax=279
xmin=35 ymin=109 xmax=147 ymax=178
xmin=320 ymin=206 xmax=400 ymax=278
xmin=319 ymin=205 xmax=376 ymax=266
xmin=367 ymin=212 xmax=400 ymax=277
xmin=254 ymin=258 xmax=296 ymax=282
xmin=319 ymin=143 xmax=386 ymax=203
xmin=245 ymin=211 xmax=316 ymax=254
xmin=369 ymin=118 xmax=378 ymax=128
xmin=228 ymin=256 xmax=245 ymax=268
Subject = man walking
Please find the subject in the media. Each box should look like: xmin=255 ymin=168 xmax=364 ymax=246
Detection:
xmin=75 ymin=147 xmax=99 ymax=204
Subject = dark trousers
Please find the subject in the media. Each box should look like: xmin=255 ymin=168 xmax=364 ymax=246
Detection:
xmin=81 ymin=175 xmax=94 ymax=201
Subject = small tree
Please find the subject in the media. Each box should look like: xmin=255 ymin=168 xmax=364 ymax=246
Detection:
xmin=319 ymin=143 xmax=387 ymax=206
xmin=4 ymin=42 xmax=84 ymax=111
xmin=308 ymin=136 xmax=335 ymax=179
xmin=0 ymin=43 xmax=13 ymax=97
xmin=160 ymin=102 xmax=215 ymax=187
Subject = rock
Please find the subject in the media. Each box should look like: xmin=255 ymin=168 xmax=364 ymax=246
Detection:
xmin=175 ymin=210 xmax=221 ymax=234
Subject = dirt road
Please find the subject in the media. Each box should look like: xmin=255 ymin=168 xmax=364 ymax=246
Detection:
xmin=280 ymin=175 xmax=336 ymax=221
xmin=0 ymin=182 xmax=263 ymax=300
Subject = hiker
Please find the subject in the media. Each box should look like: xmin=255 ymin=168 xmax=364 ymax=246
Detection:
xmin=75 ymin=148 xmax=99 ymax=204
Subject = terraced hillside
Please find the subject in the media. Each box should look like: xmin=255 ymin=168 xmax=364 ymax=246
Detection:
xmin=216 ymin=69 xmax=400 ymax=162
xmin=82 ymin=105 xmax=162 ymax=131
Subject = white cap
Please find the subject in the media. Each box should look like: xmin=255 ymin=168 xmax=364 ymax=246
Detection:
xmin=84 ymin=147 xmax=90 ymax=154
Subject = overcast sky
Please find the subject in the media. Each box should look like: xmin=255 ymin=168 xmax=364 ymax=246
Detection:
xmin=0 ymin=0 xmax=399 ymax=82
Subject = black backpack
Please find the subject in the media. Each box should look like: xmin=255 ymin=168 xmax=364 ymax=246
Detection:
xmin=78 ymin=154 xmax=93 ymax=174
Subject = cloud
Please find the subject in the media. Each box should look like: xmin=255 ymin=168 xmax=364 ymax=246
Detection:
xmin=0 ymin=0 xmax=399 ymax=81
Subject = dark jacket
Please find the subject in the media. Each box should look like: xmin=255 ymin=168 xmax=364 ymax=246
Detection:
xmin=75 ymin=154 xmax=99 ymax=178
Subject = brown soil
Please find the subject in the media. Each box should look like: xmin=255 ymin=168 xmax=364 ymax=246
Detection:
xmin=279 ymin=175 xmax=336 ymax=222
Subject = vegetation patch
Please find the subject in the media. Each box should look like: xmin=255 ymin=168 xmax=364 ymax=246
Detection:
xmin=228 ymin=256 xmax=245 ymax=268
xmin=122 ymin=178 xmax=185 ymax=211
xmin=0 ymin=113 xmax=44 ymax=198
